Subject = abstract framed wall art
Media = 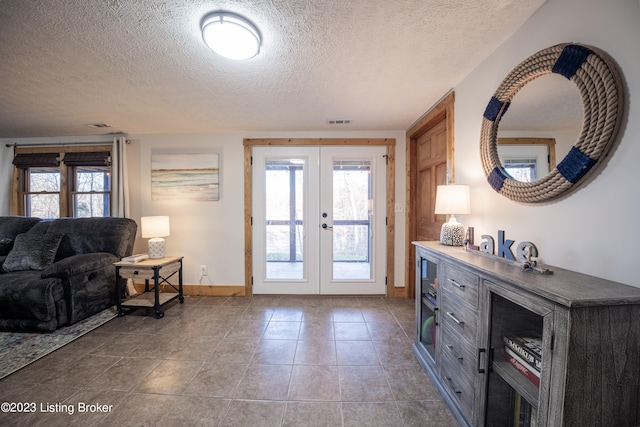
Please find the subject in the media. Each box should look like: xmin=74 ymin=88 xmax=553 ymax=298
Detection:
xmin=151 ymin=153 xmax=220 ymax=201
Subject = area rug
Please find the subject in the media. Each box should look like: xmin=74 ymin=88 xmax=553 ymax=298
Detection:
xmin=0 ymin=308 xmax=117 ymax=380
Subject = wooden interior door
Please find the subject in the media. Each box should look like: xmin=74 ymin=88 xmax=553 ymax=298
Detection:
xmin=405 ymin=92 xmax=454 ymax=298
xmin=416 ymin=120 xmax=448 ymax=242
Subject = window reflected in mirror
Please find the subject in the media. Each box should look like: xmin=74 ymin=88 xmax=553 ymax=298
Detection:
xmin=497 ymin=73 xmax=581 ymax=183
xmin=497 ymin=138 xmax=555 ymax=182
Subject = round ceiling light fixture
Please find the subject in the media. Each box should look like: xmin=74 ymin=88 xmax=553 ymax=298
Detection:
xmin=201 ymin=11 xmax=261 ymax=60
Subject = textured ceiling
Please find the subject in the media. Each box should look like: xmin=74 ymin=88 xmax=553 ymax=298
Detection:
xmin=0 ymin=0 xmax=546 ymax=138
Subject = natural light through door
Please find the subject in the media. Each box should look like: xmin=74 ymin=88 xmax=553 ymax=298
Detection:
xmin=252 ymin=146 xmax=386 ymax=295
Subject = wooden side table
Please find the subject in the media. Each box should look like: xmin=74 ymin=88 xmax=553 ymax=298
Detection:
xmin=114 ymin=256 xmax=184 ymax=318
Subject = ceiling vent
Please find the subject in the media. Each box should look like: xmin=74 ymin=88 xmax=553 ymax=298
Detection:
xmin=326 ymin=119 xmax=352 ymax=125
xmin=85 ymin=123 xmax=111 ymax=128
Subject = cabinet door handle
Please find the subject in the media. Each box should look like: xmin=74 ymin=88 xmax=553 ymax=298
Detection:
xmin=446 ymin=311 xmax=464 ymax=325
xmin=433 ymin=307 xmax=438 ymax=325
xmin=447 ymin=278 xmax=465 ymax=289
xmin=446 ymin=344 xmax=464 ymax=361
xmin=478 ymin=348 xmax=486 ymax=374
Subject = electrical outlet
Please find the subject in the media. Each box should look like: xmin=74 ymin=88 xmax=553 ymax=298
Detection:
xmin=200 ymin=265 xmax=208 ymax=276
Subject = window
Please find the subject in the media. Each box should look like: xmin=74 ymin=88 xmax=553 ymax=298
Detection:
xmin=12 ymin=146 xmax=112 ymax=218
xmin=24 ymin=167 xmax=61 ymax=218
xmin=71 ymin=166 xmax=111 ymax=217
xmin=503 ymin=158 xmax=538 ymax=182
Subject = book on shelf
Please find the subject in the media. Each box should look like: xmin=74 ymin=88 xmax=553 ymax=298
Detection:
xmin=503 ymin=333 xmax=542 ymax=372
xmin=511 ymin=390 xmax=538 ymax=427
xmin=423 ymin=291 xmax=437 ymax=306
xmin=504 ymin=347 xmax=540 ymax=387
xmin=120 ymin=253 xmax=149 ymax=263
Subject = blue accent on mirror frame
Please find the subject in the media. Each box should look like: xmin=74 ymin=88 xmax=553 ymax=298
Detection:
xmin=483 ymin=97 xmax=510 ymax=122
xmin=552 ymin=44 xmax=593 ymax=79
xmin=557 ymin=146 xmax=596 ymax=184
xmin=488 ymin=167 xmax=508 ymax=192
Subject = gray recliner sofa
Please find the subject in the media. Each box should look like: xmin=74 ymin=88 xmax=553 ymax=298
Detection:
xmin=0 ymin=216 xmax=137 ymax=332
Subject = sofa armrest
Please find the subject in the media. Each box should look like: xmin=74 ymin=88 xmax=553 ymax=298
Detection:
xmin=41 ymin=252 xmax=119 ymax=279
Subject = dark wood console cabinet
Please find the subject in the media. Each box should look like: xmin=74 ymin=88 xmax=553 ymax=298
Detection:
xmin=413 ymin=241 xmax=640 ymax=427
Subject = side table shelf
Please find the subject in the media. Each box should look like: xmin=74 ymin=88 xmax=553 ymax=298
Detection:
xmin=114 ymin=256 xmax=184 ymax=318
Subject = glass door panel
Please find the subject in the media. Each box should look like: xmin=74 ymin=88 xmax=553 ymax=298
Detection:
xmin=252 ymin=147 xmax=319 ymax=295
xmin=419 ymin=256 xmax=438 ymax=361
xmin=486 ymin=293 xmax=543 ymax=427
xmin=332 ymin=160 xmax=372 ymax=280
xmin=265 ymin=160 xmax=304 ymax=280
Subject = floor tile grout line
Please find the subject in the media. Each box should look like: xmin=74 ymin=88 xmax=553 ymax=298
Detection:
xmin=0 ymin=297 xmax=444 ymax=426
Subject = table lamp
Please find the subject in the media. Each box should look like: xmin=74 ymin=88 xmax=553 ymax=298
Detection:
xmin=141 ymin=216 xmax=170 ymax=259
xmin=434 ymin=184 xmax=470 ymax=246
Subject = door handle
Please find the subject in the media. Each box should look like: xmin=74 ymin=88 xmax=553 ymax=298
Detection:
xmin=322 ymin=223 xmax=333 ymax=230
xmin=446 ymin=311 xmax=464 ymax=325
xmin=447 ymin=278 xmax=465 ymax=289
xmin=478 ymin=348 xmax=486 ymax=373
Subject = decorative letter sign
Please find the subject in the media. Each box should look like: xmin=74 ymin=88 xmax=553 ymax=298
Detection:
xmin=480 ymin=235 xmax=494 ymax=255
xmin=497 ymin=230 xmax=515 ymax=261
xmin=476 ymin=230 xmax=537 ymax=263
xmin=516 ymin=241 xmax=538 ymax=263
xmin=469 ymin=229 xmax=549 ymax=274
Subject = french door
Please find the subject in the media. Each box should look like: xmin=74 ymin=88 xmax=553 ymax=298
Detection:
xmin=252 ymin=146 xmax=387 ymax=295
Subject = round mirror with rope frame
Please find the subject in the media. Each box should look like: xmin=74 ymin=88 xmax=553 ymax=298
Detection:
xmin=480 ymin=43 xmax=623 ymax=203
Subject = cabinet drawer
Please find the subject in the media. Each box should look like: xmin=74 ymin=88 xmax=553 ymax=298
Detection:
xmin=118 ymin=261 xmax=181 ymax=280
xmin=440 ymin=354 xmax=475 ymax=420
xmin=442 ymin=263 xmax=479 ymax=308
xmin=440 ymin=292 xmax=477 ymax=347
xmin=440 ymin=321 xmax=478 ymax=383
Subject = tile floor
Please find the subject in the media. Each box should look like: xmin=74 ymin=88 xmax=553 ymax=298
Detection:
xmin=0 ymin=296 xmax=456 ymax=426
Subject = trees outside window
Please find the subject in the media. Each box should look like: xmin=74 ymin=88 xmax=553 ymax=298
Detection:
xmin=12 ymin=145 xmax=112 ymax=218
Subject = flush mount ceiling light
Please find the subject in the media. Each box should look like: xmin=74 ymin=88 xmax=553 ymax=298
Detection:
xmin=201 ymin=11 xmax=261 ymax=60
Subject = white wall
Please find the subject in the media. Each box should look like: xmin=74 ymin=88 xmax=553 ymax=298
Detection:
xmin=129 ymin=131 xmax=406 ymax=287
xmin=454 ymin=0 xmax=640 ymax=287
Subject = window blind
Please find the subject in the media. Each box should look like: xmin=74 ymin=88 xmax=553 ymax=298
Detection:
xmin=12 ymin=153 xmax=60 ymax=167
xmin=62 ymin=151 xmax=111 ymax=166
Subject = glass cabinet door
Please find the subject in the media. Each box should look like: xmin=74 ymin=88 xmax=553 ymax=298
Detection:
xmin=416 ymin=252 xmax=438 ymax=363
xmin=485 ymin=291 xmax=545 ymax=427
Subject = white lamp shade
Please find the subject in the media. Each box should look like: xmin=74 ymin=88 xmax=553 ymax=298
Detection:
xmin=434 ymin=185 xmax=470 ymax=215
xmin=201 ymin=12 xmax=261 ymax=60
xmin=141 ymin=216 xmax=170 ymax=238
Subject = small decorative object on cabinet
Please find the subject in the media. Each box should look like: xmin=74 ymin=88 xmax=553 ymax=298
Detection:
xmin=434 ymin=184 xmax=470 ymax=246
xmin=412 ymin=241 xmax=640 ymax=427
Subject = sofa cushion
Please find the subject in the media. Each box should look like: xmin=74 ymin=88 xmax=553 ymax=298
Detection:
xmin=2 ymin=233 xmax=64 ymax=272
xmin=45 ymin=217 xmax=137 ymax=259
xmin=0 ymin=216 xmax=41 ymax=255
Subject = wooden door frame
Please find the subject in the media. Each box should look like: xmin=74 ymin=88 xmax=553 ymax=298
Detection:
xmin=243 ymin=138 xmax=396 ymax=297
xmin=404 ymin=92 xmax=455 ymax=299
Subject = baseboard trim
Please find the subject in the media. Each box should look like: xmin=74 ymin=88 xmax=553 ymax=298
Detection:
xmin=132 ymin=283 xmax=246 ymax=297
xmin=132 ymin=283 xmax=407 ymax=298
